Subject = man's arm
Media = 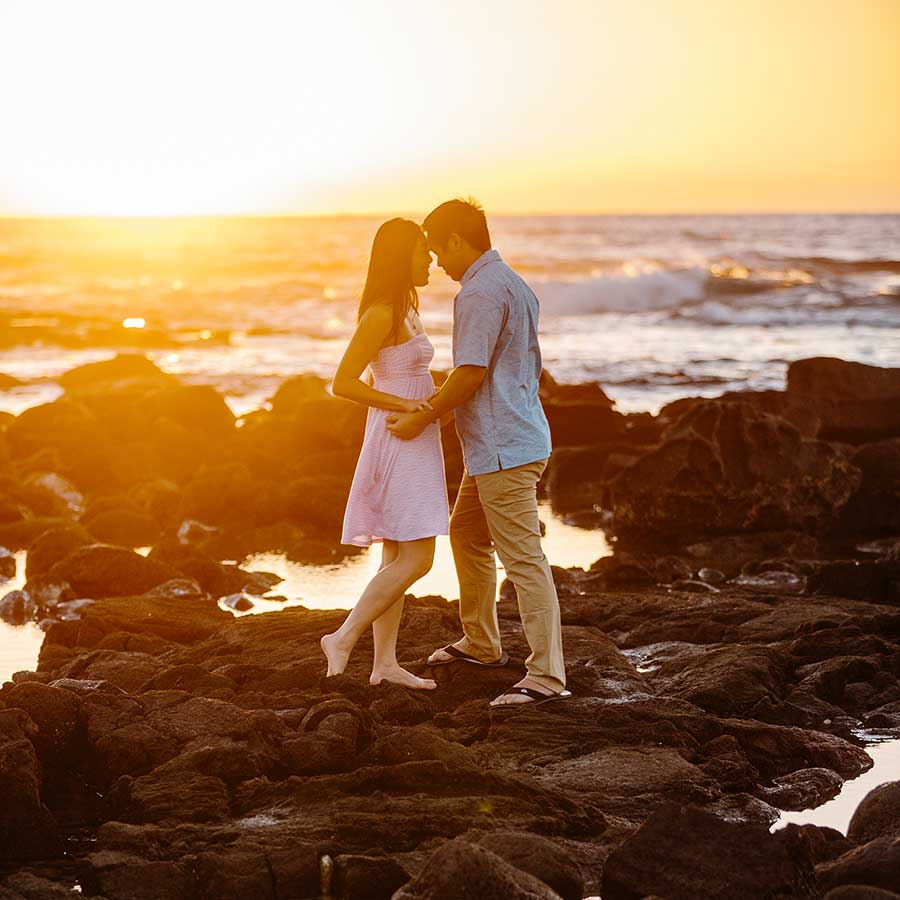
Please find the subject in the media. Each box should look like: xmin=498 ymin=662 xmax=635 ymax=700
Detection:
xmin=387 ymin=288 xmax=503 ymax=440
xmin=386 ymin=365 xmax=486 ymax=439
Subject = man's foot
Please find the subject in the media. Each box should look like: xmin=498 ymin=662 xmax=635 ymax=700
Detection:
xmin=320 ymin=632 xmax=352 ymax=677
xmin=426 ymin=640 xmax=467 ymax=665
xmin=370 ymin=665 xmax=437 ymax=690
xmin=489 ymin=677 xmax=568 ymax=707
xmin=426 ymin=641 xmax=508 ymax=667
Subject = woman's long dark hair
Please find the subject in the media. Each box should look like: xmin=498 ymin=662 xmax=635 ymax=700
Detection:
xmin=357 ymin=218 xmax=422 ymax=342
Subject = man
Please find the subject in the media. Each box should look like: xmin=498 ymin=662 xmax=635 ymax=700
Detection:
xmin=386 ymin=198 xmax=569 ymax=708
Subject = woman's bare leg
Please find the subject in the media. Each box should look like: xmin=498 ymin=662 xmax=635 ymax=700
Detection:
xmin=321 ymin=537 xmax=436 ymax=685
xmin=370 ymin=541 xmax=436 ymax=689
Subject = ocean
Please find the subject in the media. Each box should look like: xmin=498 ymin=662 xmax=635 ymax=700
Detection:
xmin=1 ymin=213 xmax=898 ymax=418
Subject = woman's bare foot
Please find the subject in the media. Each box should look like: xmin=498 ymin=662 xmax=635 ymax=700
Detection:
xmin=320 ymin=632 xmax=352 ymax=677
xmin=370 ymin=665 xmax=437 ymax=690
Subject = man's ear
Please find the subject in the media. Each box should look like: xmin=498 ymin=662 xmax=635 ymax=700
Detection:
xmin=447 ymin=233 xmax=462 ymax=253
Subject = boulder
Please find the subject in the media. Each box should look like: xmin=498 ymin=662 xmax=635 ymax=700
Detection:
xmin=142 ymin=384 xmax=235 ymax=438
xmin=807 ymin=561 xmax=900 ymax=605
xmin=2 ymin=682 xmax=80 ymax=763
xmin=477 ymin=831 xmax=585 ymax=900
xmin=848 ymin=781 xmax=900 ymax=844
xmin=787 ymin=358 xmax=900 ymax=443
xmin=0 ymin=709 xmax=61 ymax=860
xmin=817 ymin=837 xmax=900 ymax=894
xmin=57 ymin=353 xmax=174 ymax=390
xmin=607 ymin=400 xmax=859 ymax=543
xmin=82 ymin=508 xmax=162 ymax=546
xmin=124 ymin=767 xmax=230 ymax=823
xmin=25 ymin=523 xmax=93 ymax=579
xmin=839 ymin=440 xmax=900 ymax=534
xmin=333 ymin=854 xmax=409 ymax=900
xmin=46 ymin=544 xmax=180 ymax=597
xmin=600 ymin=802 xmax=817 ymax=900
xmin=755 ymin=767 xmax=844 ymax=811
xmin=545 ymin=444 xmax=643 ymax=514
xmin=392 ymin=840 xmax=563 ymax=900
xmin=824 ymin=888 xmax=900 ymax=900
xmin=646 ymin=644 xmax=788 ymax=716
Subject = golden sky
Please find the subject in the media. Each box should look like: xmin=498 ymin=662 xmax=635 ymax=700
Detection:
xmin=1 ymin=0 xmax=898 ymax=215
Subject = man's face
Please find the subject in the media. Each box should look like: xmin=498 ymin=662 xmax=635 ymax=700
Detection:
xmin=426 ymin=233 xmax=463 ymax=282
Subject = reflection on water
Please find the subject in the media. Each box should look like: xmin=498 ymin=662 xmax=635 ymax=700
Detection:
xmin=772 ymin=735 xmax=900 ymax=835
xmin=239 ymin=502 xmax=610 ymax=614
xmin=0 ymin=620 xmax=45 ymax=684
xmin=0 ymin=506 xmax=609 ymax=681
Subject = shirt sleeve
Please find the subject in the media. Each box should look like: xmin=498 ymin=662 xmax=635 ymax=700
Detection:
xmin=453 ymin=290 xmax=506 ymax=368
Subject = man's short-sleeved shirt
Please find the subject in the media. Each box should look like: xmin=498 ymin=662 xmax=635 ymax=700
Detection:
xmin=452 ymin=249 xmax=552 ymax=476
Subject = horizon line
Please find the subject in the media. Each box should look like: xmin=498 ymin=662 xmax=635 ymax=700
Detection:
xmin=1 ymin=209 xmax=899 ymax=221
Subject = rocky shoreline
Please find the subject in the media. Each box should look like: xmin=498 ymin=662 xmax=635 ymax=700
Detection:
xmin=1 ymin=352 xmax=899 ymax=899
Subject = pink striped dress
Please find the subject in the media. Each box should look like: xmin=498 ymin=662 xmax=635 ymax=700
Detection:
xmin=341 ymin=332 xmax=449 ymax=547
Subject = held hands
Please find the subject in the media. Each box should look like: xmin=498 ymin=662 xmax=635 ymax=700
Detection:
xmin=399 ymin=398 xmax=434 ymax=414
xmin=386 ymin=408 xmax=431 ymax=440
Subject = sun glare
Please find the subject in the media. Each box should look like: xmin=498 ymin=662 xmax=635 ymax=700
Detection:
xmin=0 ymin=0 xmax=898 ymax=215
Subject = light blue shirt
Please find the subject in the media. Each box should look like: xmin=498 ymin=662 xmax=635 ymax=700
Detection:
xmin=452 ymin=249 xmax=552 ymax=476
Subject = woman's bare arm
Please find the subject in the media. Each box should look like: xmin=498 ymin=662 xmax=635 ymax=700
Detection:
xmin=331 ymin=306 xmax=432 ymax=414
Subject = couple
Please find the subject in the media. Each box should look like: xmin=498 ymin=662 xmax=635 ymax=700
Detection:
xmin=320 ymin=199 xmax=569 ymax=709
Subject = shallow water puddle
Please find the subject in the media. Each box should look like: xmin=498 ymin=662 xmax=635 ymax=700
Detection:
xmin=236 ymin=502 xmax=609 ymax=614
xmin=0 ymin=506 xmax=609 ymax=681
xmin=772 ymin=733 xmax=900 ymax=834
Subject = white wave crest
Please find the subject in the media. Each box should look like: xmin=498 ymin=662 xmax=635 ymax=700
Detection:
xmin=535 ymin=266 xmax=708 ymax=316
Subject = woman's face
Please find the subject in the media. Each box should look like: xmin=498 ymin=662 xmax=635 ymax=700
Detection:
xmin=410 ymin=232 xmax=432 ymax=287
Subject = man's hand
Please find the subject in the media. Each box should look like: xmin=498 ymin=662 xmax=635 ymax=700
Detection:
xmin=386 ymin=410 xmax=430 ymax=440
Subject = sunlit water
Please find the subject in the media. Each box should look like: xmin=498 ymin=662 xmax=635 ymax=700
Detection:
xmin=0 ymin=506 xmax=609 ymax=683
xmin=1 ymin=214 xmax=898 ymax=415
xmin=772 ymin=734 xmax=900 ymax=835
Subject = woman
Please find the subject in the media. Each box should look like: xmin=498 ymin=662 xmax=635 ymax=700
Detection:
xmin=321 ymin=218 xmax=449 ymax=690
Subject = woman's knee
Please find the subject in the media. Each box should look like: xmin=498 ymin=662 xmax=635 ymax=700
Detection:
xmin=398 ymin=540 xmax=434 ymax=581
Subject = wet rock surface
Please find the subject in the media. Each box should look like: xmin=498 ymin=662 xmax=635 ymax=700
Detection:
xmin=1 ymin=571 xmax=897 ymax=897
xmin=1 ymin=354 xmax=900 ymax=897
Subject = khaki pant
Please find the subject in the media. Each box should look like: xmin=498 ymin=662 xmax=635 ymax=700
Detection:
xmin=449 ymin=457 xmax=566 ymax=692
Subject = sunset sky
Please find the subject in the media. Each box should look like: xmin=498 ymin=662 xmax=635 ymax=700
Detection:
xmin=1 ymin=0 xmax=898 ymax=216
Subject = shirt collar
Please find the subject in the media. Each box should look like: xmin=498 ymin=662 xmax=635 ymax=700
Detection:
xmin=460 ymin=249 xmax=500 ymax=286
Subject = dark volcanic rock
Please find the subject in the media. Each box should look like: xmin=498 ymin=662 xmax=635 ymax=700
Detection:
xmin=476 ymin=831 xmax=585 ymax=900
xmin=848 ymin=781 xmax=900 ymax=844
xmin=824 ymin=887 xmax=900 ymax=900
xmin=1 ymin=682 xmax=80 ymax=763
xmin=142 ymin=384 xmax=236 ymax=438
xmin=807 ymin=560 xmax=900 ymax=604
xmin=839 ymin=439 xmax=900 ymax=534
xmin=545 ymin=443 xmax=641 ymax=514
xmin=0 ymin=708 xmax=61 ymax=861
xmin=646 ymin=643 xmax=788 ymax=716
xmin=755 ymin=767 xmax=844 ymax=811
xmin=787 ymin=357 xmax=900 ymax=444
xmin=82 ymin=507 xmax=162 ymax=546
xmin=8 ymin=575 xmax=896 ymax=897
xmin=607 ymin=400 xmax=859 ymax=543
xmin=393 ymin=840 xmax=563 ymax=900
xmin=45 ymin=543 xmax=180 ymax=597
xmin=25 ymin=523 xmax=94 ymax=580
xmin=817 ymin=837 xmax=900 ymax=894
xmin=333 ymin=854 xmax=410 ymax=900
xmin=600 ymin=802 xmax=817 ymax=900
xmin=57 ymin=353 xmax=174 ymax=390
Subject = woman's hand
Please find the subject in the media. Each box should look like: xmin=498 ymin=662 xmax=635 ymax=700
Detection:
xmin=399 ymin=398 xmax=434 ymax=414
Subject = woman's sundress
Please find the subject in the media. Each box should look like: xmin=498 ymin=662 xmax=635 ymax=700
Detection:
xmin=341 ymin=332 xmax=449 ymax=547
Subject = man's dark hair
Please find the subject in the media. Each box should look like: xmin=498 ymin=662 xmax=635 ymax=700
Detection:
xmin=423 ymin=198 xmax=491 ymax=253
